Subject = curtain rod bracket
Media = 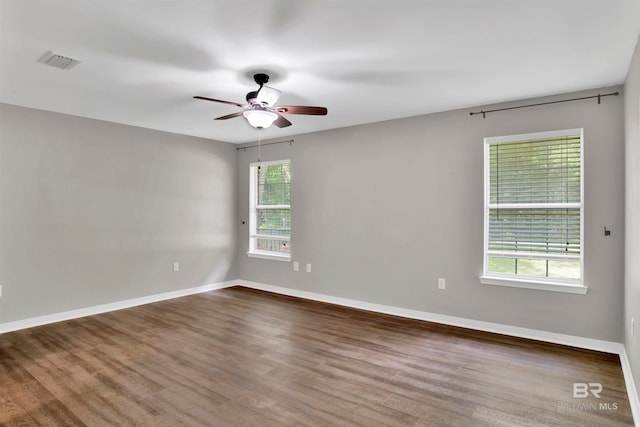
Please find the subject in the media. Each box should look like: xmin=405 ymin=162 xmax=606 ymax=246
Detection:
xmin=468 ymin=110 xmax=487 ymax=118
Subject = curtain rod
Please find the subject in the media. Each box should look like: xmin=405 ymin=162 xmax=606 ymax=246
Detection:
xmin=236 ymin=139 xmax=294 ymax=151
xmin=469 ymin=91 xmax=620 ymax=118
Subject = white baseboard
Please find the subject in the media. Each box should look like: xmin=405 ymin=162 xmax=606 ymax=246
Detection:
xmin=0 ymin=280 xmax=236 ymax=334
xmin=620 ymin=348 xmax=640 ymax=425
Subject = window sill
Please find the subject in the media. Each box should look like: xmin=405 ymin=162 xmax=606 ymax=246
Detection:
xmin=247 ymin=252 xmax=291 ymax=262
xmin=479 ymin=275 xmax=588 ymax=294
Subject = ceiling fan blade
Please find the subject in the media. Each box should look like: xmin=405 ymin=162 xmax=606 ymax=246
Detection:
xmin=256 ymin=85 xmax=281 ymax=106
xmin=215 ymin=111 xmax=245 ymax=120
xmin=194 ymin=96 xmax=247 ymax=108
xmin=276 ymin=105 xmax=328 ymax=115
xmin=273 ymin=114 xmax=292 ymax=128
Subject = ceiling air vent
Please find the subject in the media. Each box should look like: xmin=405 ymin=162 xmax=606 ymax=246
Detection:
xmin=38 ymin=51 xmax=82 ymax=70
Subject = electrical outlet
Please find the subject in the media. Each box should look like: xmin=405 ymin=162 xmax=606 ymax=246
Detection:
xmin=173 ymin=262 xmax=179 ymax=272
xmin=306 ymin=263 xmax=312 ymax=273
xmin=438 ymin=278 xmax=446 ymax=290
xmin=293 ymin=261 xmax=299 ymax=271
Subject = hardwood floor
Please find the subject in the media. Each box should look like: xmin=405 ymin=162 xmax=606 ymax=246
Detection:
xmin=0 ymin=286 xmax=634 ymax=426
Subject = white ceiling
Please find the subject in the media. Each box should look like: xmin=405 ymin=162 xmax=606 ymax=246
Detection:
xmin=1 ymin=0 xmax=639 ymax=144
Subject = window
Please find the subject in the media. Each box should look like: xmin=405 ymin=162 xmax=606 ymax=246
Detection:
xmin=480 ymin=129 xmax=587 ymax=294
xmin=248 ymin=160 xmax=291 ymax=261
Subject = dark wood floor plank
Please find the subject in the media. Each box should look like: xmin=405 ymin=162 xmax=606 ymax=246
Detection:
xmin=0 ymin=286 xmax=634 ymax=426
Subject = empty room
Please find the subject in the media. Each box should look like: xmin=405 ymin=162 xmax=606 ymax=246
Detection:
xmin=1 ymin=0 xmax=640 ymax=426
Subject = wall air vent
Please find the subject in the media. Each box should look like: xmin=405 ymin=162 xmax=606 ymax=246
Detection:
xmin=38 ymin=51 xmax=82 ymax=70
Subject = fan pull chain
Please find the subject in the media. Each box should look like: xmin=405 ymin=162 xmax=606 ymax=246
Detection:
xmin=565 ymin=137 xmax=569 ymax=252
xmin=257 ymin=128 xmax=262 ymax=167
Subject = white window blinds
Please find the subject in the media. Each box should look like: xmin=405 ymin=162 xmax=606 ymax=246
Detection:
xmin=484 ymin=129 xmax=583 ymax=283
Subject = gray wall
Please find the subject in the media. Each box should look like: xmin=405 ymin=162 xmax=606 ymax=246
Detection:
xmin=0 ymin=83 xmax=627 ymax=344
xmin=625 ymin=35 xmax=640 ymax=395
xmin=237 ymin=86 xmax=625 ymax=342
xmin=0 ymin=104 xmax=237 ymax=323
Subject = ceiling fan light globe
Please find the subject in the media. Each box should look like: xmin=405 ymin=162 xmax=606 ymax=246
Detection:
xmin=243 ymin=110 xmax=278 ymax=128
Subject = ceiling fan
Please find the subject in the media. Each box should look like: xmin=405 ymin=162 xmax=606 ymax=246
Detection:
xmin=194 ymin=73 xmax=327 ymax=129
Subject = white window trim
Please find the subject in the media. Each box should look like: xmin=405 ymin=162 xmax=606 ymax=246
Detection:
xmin=481 ymin=128 xmax=587 ymax=294
xmin=248 ymin=159 xmax=291 ymax=261
xmin=479 ymin=275 xmax=588 ymax=294
xmin=247 ymin=251 xmax=292 ymax=262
